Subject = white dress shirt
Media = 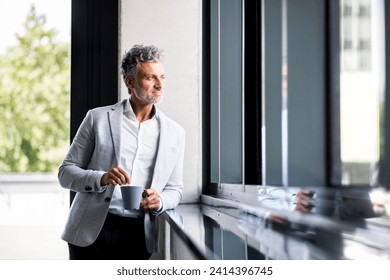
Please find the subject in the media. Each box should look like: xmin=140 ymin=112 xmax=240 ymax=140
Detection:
xmin=108 ymin=98 xmax=160 ymax=217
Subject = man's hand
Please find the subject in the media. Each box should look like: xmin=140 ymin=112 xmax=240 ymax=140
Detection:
xmin=294 ymin=189 xmax=314 ymax=213
xmin=101 ymin=166 xmax=131 ymax=186
xmin=140 ymin=189 xmax=161 ymax=211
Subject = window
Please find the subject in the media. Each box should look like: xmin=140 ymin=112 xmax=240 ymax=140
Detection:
xmin=343 ymin=6 xmax=353 ymax=17
xmin=204 ymin=0 xmax=388 ymax=196
xmin=207 ymin=0 xmax=262 ymax=192
xmin=0 ymin=0 xmax=71 ymax=259
xmin=343 ymin=40 xmax=353 ymax=50
xmin=206 ymin=0 xmax=326 ymax=190
xmin=358 ymin=5 xmax=370 ymax=17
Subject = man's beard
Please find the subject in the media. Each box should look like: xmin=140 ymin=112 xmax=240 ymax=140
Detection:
xmin=133 ymin=91 xmax=163 ymax=105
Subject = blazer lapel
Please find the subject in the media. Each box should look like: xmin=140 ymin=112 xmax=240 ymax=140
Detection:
xmin=150 ymin=111 xmax=169 ymax=192
xmin=108 ymin=101 xmax=125 ymax=165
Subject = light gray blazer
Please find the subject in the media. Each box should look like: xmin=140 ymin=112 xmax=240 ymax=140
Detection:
xmin=58 ymin=99 xmax=185 ymax=253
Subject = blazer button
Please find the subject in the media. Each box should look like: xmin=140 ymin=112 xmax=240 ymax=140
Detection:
xmin=105 ymin=197 xmax=111 ymax=202
xmin=85 ymin=186 xmax=92 ymax=191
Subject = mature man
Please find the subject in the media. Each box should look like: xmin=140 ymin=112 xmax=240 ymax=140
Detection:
xmin=58 ymin=45 xmax=185 ymax=260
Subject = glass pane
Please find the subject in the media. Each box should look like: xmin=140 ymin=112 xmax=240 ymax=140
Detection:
xmin=220 ymin=0 xmax=242 ymax=183
xmin=339 ymin=0 xmax=385 ymax=185
xmin=0 ymin=0 xmax=70 ymax=259
xmin=210 ymin=0 xmax=243 ymax=184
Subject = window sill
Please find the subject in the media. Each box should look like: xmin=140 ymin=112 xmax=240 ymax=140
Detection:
xmin=162 ymin=192 xmax=390 ymax=260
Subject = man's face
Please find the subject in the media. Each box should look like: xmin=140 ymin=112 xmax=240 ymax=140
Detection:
xmin=127 ymin=61 xmax=165 ymax=105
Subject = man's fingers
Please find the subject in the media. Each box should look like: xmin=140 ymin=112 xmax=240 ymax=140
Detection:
xmin=140 ymin=189 xmax=160 ymax=210
xmin=115 ymin=167 xmax=131 ymax=183
xmin=109 ymin=167 xmax=131 ymax=185
xmin=142 ymin=189 xmax=155 ymax=198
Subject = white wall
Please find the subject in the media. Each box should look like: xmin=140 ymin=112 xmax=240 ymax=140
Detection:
xmin=120 ymin=0 xmax=202 ymax=203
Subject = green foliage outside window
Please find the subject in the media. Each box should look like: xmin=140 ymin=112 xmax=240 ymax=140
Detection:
xmin=0 ymin=5 xmax=70 ymax=172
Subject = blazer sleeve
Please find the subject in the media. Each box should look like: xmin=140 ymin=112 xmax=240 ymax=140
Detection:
xmin=57 ymin=110 xmax=106 ymax=193
xmin=156 ymin=130 xmax=185 ymax=214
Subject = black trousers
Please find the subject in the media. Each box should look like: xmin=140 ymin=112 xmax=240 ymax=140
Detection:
xmin=68 ymin=213 xmax=151 ymax=260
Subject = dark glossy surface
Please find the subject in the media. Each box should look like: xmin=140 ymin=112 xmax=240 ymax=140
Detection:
xmin=164 ymin=186 xmax=390 ymax=260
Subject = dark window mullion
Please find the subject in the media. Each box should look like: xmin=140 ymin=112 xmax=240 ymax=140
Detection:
xmin=244 ymin=0 xmax=262 ymax=185
xmin=327 ymin=0 xmax=342 ymax=186
xmin=70 ymin=0 xmax=119 ymax=141
xmin=70 ymin=0 xmax=119 ymax=204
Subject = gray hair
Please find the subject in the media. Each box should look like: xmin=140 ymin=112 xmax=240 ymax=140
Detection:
xmin=121 ymin=44 xmax=164 ymax=78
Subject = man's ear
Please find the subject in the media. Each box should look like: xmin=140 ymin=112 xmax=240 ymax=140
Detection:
xmin=124 ymin=76 xmax=134 ymax=88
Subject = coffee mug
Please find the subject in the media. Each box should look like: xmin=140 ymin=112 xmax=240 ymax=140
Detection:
xmin=120 ymin=185 xmax=144 ymax=210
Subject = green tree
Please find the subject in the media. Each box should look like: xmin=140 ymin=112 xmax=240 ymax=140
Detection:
xmin=0 ymin=5 xmax=70 ymax=172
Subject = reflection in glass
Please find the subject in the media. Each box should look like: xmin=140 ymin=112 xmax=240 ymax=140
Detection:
xmin=339 ymin=0 xmax=385 ymax=186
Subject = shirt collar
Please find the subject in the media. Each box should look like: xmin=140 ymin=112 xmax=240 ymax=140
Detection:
xmin=124 ymin=97 xmax=158 ymax=120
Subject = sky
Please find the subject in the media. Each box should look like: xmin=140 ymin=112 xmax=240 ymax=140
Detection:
xmin=0 ymin=0 xmax=70 ymax=53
